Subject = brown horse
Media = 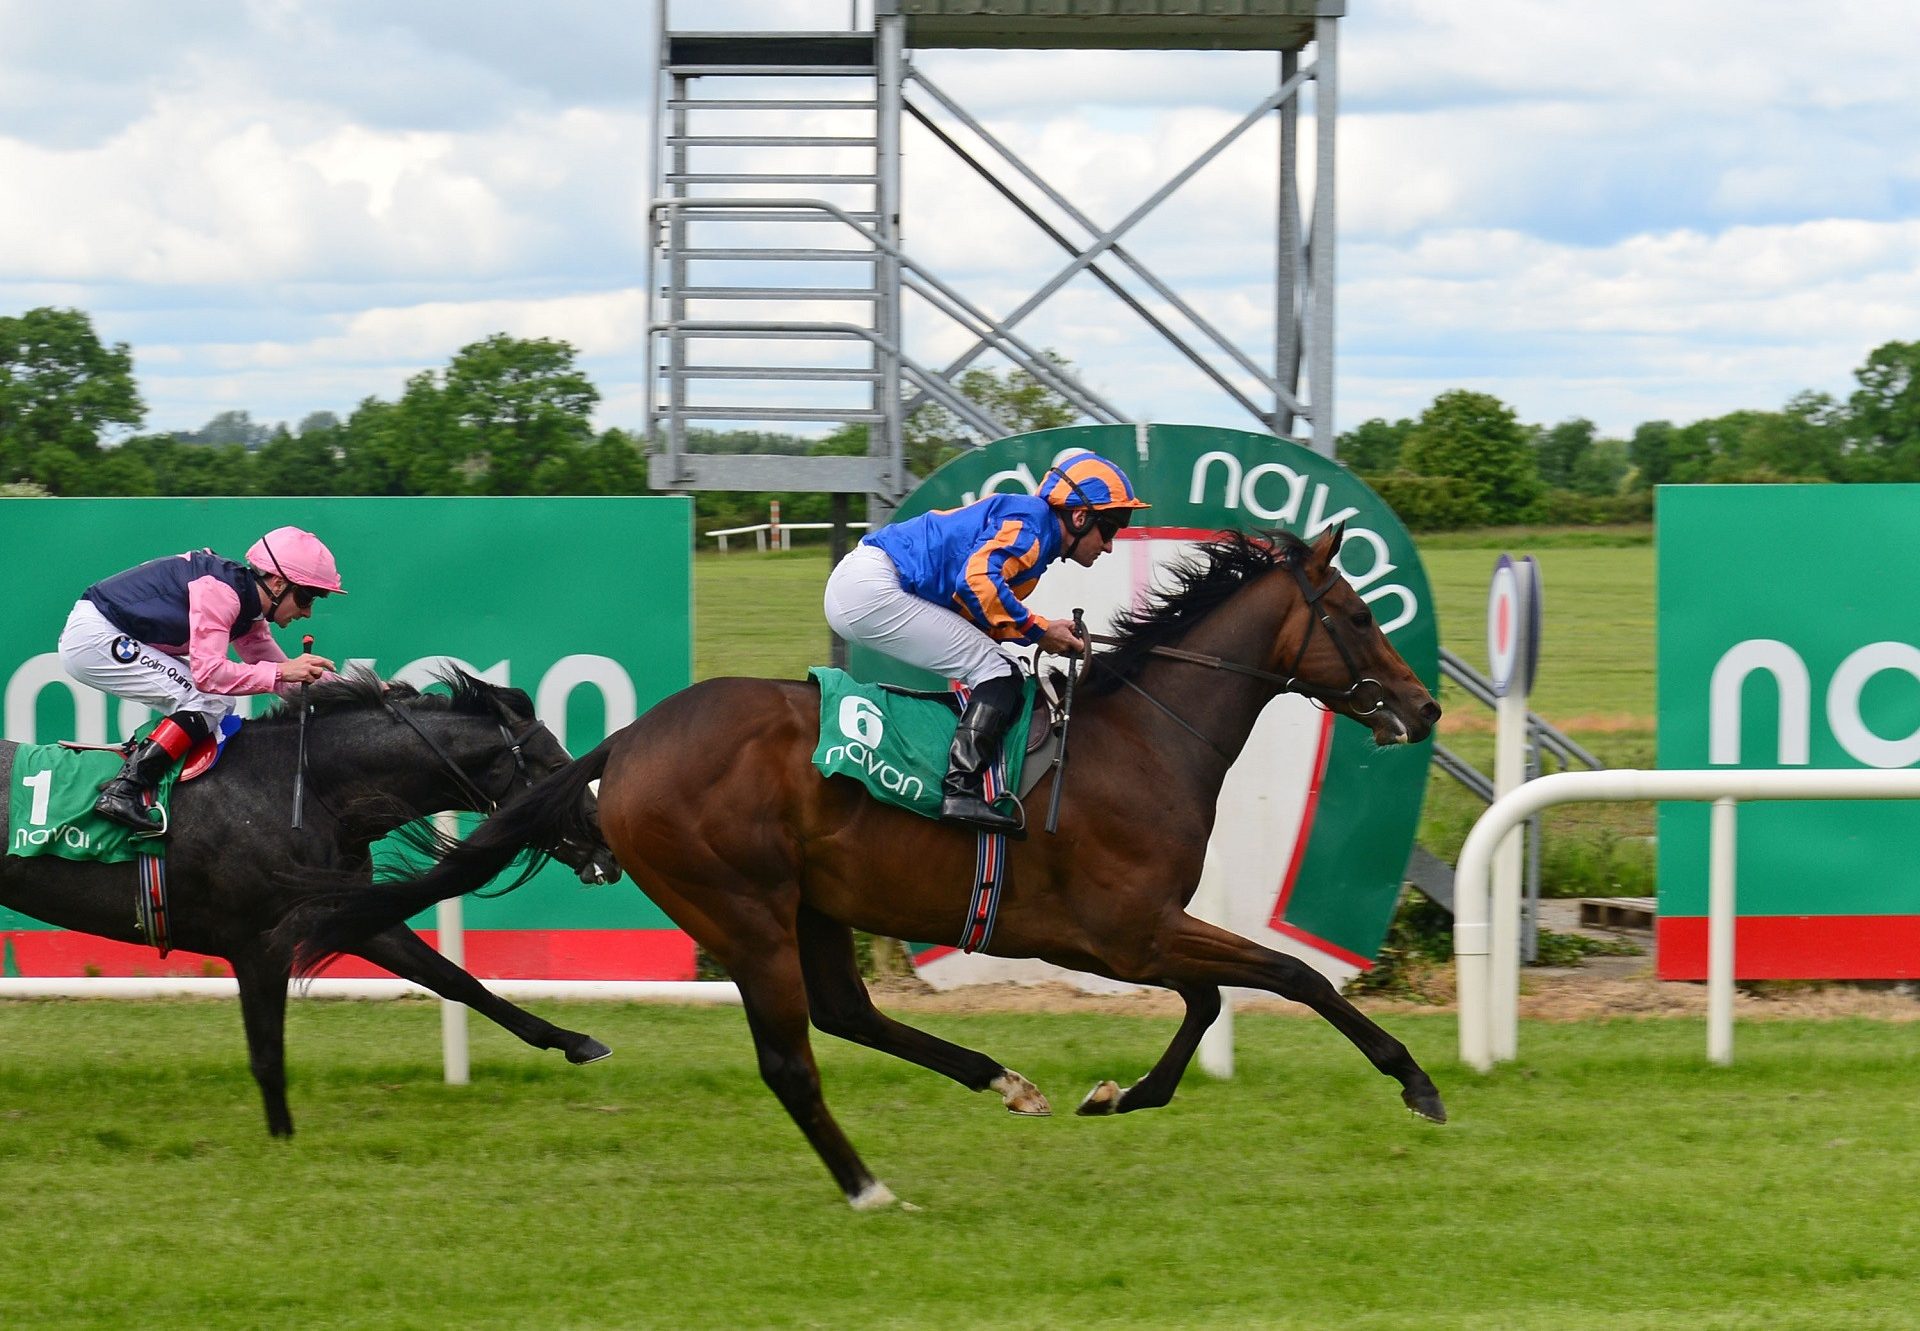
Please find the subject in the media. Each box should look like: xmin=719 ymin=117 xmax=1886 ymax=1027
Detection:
xmin=286 ymin=526 xmax=1443 ymax=1207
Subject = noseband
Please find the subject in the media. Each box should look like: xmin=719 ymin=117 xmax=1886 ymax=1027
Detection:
xmin=1083 ymin=555 xmax=1389 ymax=761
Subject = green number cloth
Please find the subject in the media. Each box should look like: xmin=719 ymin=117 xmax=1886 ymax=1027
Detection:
xmin=8 ymin=737 xmax=180 ymax=864
xmin=808 ymin=667 xmax=1033 ymax=820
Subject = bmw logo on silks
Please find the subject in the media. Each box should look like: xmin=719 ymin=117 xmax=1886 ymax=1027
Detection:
xmin=110 ymin=636 xmax=140 ymax=664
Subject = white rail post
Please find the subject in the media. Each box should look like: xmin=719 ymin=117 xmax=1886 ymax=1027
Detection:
xmin=1193 ymin=860 xmax=1234 ymax=1079
xmin=434 ymin=812 xmax=469 ymax=1086
xmin=1489 ymin=684 xmax=1528 ymax=1062
xmin=1708 ymin=796 xmax=1737 ymax=1066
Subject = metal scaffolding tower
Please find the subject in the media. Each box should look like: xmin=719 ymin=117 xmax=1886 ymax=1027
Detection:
xmin=646 ymin=0 xmax=1344 ymax=506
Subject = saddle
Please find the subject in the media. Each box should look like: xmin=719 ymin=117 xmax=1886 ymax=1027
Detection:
xmin=876 ymin=665 xmax=1066 ymax=804
xmin=57 ymin=715 xmax=242 ymax=784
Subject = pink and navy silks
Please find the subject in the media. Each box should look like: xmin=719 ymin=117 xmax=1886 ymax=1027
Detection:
xmin=82 ymin=550 xmax=298 ymax=698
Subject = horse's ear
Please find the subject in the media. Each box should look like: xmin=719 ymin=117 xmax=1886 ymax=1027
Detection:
xmin=1313 ymin=521 xmax=1345 ymax=562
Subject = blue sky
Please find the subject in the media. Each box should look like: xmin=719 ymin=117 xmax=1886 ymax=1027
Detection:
xmin=3 ymin=0 xmax=1916 ymax=442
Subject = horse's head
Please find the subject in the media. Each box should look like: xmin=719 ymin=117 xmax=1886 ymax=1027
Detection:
xmin=378 ymin=670 xmax=622 ymax=885
xmin=1268 ymin=525 xmax=1441 ymax=746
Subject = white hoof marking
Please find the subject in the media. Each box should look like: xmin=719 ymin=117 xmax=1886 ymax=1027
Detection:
xmin=849 ymin=1181 xmax=897 ymax=1211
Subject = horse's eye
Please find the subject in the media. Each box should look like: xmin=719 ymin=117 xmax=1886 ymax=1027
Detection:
xmin=1350 ymin=609 xmax=1373 ymax=630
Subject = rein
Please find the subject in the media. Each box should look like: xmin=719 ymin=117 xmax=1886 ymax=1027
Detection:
xmin=1081 ymin=558 xmax=1387 ymax=761
xmin=381 ymin=697 xmax=534 ymax=815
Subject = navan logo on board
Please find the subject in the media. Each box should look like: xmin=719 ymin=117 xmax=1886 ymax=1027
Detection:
xmin=963 ymin=444 xmax=1424 ymax=636
xmin=3 ymin=653 xmax=639 ymax=753
xmin=1711 ymin=638 xmax=1920 ymax=769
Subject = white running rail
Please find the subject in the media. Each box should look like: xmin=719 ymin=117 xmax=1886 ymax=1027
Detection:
xmin=1455 ymin=767 xmax=1920 ymax=1072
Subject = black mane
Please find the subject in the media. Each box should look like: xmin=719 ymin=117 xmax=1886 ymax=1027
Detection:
xmin=254 ymin=666 xmax=534 ymax=725
xmin=1083 ymin=529 xmax=1308 ymax=695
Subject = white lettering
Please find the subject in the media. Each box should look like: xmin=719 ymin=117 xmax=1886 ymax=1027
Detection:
xmin=839 ymin=695 xmax=885 ymax=747
xmin=536 ymin=655 xmax=640 ymax=754
xmin=1710 ymin=640 xmax=1811 ymax=766
xmin=1827 ymin=642 xmax=1920 ymax=769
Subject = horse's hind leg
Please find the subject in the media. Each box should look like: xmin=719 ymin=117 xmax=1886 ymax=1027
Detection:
xmin=353 ymin=926 xmax=610 ymax=1065
xmin=230 ymin=948 xmax=295 ymax=1137
xmin=1076 ymin=982 xmax=1219 ymax=1117
xmin=796 ymin=905 xmax=1049 ymax=1115
xmin=1089 ymin=912 xmax=1445 ymax=1123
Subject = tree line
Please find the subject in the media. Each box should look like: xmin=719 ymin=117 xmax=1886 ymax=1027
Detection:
xmin=5 ymin=305 xmax=1918 ymax=533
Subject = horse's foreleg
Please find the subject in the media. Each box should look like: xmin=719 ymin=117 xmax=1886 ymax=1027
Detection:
xmin=230 ymin=948 xmax=295 ymax=1137
xmin=1107 ymin=912 xmax=1445 ymax=1124
xmin=729 ymin=933 xmax=898 ymax=1209
xmin=796 ymin=905 xmax=1049 ymax=1115
xmin=1075 ymin=982 xmax=1219 ymax=1117
xmin=353 ymin=926 xmax=610 ymax=1065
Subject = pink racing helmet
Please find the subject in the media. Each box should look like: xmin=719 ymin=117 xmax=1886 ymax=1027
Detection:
xmin=247 ymin=526 xmax=347 ymax=594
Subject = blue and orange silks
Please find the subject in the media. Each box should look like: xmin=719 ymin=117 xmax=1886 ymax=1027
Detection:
xmin=860 ymin=493 xmax=1063 ymax=645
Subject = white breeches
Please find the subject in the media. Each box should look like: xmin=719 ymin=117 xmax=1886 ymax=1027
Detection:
xmin=56 ymin=599 xmax=243 ymax=722
xmin=823 ymin=545 xmax=1018 ymax=687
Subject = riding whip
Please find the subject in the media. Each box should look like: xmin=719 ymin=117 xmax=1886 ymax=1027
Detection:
xmin=1044 ymin=609 xmax=1088 ymax=835
xmin=291 ymin=633 xmax=313 ymax=830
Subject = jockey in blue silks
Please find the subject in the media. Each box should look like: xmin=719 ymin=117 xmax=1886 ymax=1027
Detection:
xmin=824 ymin=449 xmax=1149 ymax=832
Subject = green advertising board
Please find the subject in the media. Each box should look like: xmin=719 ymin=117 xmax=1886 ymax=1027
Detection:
xmin=1658 ymin=484 xmax=1920 ymax=978
xmin=0 ymin=497 xmax=694 ymax=979
xmin=850 ymin=424 xmax=1438 ymax=981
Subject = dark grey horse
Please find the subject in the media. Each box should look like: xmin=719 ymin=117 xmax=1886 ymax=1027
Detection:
xmin=0 ymin=668 xmax=621 ymax=1136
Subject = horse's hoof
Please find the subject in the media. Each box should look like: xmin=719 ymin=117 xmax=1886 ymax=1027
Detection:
xmin=567 ymin=1037 xmax=614 ymax=1065
xmin=1402 ymin=1085 xmax=1447 ymax=1124
xmin=1076 ymin=1080 xmax=1122 ymax=1116
xmin=991 ymin=1070 xmax=1051 ymax=1116
xmin=849 ymin=1181 xmax=898 ymax=1211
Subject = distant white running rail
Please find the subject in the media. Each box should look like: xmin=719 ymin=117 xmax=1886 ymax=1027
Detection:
xmin=1455 ymin=768 xmax=1920 ymax=1072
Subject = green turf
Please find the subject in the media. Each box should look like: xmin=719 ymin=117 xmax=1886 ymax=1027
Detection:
xmin=2 ymin=1000 xmax=1917 ymax=1330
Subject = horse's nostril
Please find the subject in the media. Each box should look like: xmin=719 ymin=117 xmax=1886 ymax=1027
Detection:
xmin=1421 ymin=701 xmax=1442 ymax=723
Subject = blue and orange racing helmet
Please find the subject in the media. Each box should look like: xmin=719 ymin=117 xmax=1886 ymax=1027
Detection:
xmin=1037 ymin=451 xmax=1151 ymax=520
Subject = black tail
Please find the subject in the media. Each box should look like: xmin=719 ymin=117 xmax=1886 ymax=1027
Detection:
xmin=288 ymin=741 xmax=616 ymax=977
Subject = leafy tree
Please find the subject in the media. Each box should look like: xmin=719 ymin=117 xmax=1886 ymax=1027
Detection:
xmin=1533 ymin=417 xmax=1597 ymax=491
xmin=176 ymin=409 xmax=274 ymax=449
xmin=1626 ymin=420 xmax=1678 ymax=489
xmin=904 ymin=356 xmax=1081 ymax=479
xmin=1568 ymin=436 xmax=1630 ymax=496
xmin=0 ymin=307 xmax=144 ymax=481
xmin=121 ymin=436 xmax=256 ymax=495
xmin=442 ymin=334 xmax=597 ymax=495
xmin=1337 ymin=417 xmax=1413 ymax=473
xmin=255 ymin=423 xmax=343 ymax=495
xmin=337 ymin=377 xmax=465 ymax=496
xmin=1399 ymin=389 xmax=1539 ymax=524
xmin=1845 ymin=340 xmax=1920 ymax=480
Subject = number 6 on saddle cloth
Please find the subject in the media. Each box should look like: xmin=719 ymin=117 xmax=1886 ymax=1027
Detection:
xmin=807 ymin=666 xmax=1067 ymax=952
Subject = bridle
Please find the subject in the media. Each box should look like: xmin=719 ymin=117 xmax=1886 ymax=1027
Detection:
xmin=380 ymin=697 xmax=536 ymax=815
xmin=1082 ymin=553 xmax=1390 ymax=762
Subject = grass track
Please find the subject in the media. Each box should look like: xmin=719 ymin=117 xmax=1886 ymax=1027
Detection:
xmin=3 ymin=1000 xmax=1919 ymax=1330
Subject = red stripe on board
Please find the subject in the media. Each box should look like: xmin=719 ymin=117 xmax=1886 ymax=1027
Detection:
xmin=0 ymin=929 xmax=697 ymax=981
xmin=1267 ymin=708 xmax=1336 ymax=928
xmin=1657 ymin=915 xmax=1920 ymax=980
xmin=1268 ymin=919 xmax=1375 ymax=972
xmin=1119 ymin=526 xmax=1226 ymax=542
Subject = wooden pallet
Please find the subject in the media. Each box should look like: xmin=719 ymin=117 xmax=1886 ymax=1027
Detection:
xmin=1578 ymin=896 xmax=1657 ymax=932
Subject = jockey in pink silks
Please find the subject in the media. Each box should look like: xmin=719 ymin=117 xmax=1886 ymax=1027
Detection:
xmin=56 ymin=527 xmax=345 ymax=835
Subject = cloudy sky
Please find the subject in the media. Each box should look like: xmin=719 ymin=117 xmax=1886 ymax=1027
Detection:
xmin=3 ymin=0 xmax=1916 ymax=444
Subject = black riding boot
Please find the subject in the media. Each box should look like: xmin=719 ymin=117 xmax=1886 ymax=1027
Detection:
xmin=939 ymin=673 xmax=1025 ymax=834
xmin=93 ymin=713 xmax=208 ymax=835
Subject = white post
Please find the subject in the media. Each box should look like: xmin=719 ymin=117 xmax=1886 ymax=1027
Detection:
xmin=1489 ymin=684 xmax=1529 ymax=1062
xmin=1708 ymin=796 xmax=1737 ymax=1066
xmin=1193 ymin=861 xmax=1234 ymax=1079
xmin=434 ymin=812 xmax=469 ymax=1086
xmin=1456 ymin=767 xmax=1920 ymax=1070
